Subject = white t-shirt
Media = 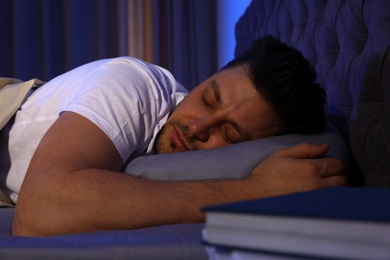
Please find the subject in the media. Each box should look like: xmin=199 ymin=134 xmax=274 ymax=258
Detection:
xmin=6 ymin=57 xmax=188 ymax=203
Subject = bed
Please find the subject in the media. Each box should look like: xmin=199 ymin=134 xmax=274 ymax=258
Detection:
xmin=1 ymin=0 xmax=389 ymax=258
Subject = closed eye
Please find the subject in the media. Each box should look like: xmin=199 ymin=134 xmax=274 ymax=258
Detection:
xmin=222 ymin=125 xmax=240 ymax=144
xmin=202 ymin=82 xmax=219 ymax=109
xmin=202 ymin=94 xmax=212 ymax=108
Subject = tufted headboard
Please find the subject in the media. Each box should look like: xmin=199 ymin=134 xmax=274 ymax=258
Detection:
xmin=235 ymin=0 xmax=390 ymax=187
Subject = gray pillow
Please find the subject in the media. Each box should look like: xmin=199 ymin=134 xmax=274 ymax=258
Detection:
xmin=125 ymin=123 xmax=349 ymax=181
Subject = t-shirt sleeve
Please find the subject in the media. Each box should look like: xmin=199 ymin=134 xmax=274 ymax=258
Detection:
xmin=59 ymin=58 xmax=181 ymax=162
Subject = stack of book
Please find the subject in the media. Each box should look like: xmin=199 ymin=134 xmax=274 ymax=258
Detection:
xmin=202 ymin=187 xmax=390 ymax=260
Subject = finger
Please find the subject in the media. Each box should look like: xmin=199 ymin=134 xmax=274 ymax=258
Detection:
xmin=273 ymin=142 xmax=329 ymax=159
xmin=322 ymin=175 xmax=348 ymax=187
xmin=316 ymin=157 xmax=344 ymax=178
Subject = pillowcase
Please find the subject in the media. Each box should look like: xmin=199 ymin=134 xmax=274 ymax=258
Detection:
xmin=125 ymin=122 xmax=349 ymax=181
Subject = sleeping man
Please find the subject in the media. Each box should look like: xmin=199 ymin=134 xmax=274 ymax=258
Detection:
xmin=1 ymin=36 xmax=346 ymax=236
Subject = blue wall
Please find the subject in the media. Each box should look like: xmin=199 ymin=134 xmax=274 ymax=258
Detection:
xmin=217 ymin=0 xmax=251 ymax=69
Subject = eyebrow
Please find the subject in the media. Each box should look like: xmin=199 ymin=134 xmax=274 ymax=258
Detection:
xmin=209 ymin=80 xmax=253 ymax=141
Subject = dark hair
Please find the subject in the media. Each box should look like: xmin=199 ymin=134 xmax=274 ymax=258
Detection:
xmin=222 ymin=36 xmax=326 ymax=135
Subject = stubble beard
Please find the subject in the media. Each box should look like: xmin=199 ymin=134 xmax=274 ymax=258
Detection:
xmin=154 ymin=118 xmax=197 ymax=154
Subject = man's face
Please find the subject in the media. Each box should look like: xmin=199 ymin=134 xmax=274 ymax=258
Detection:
xmin=155 ymin=65 xmax=282 ymax=154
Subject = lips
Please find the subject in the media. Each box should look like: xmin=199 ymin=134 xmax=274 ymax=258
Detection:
xmin=171 ymin=126 xmax=191 ymax=152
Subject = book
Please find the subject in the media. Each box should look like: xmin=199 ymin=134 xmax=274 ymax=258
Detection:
xmin=202 ymin=187 xmax=390 ymax=260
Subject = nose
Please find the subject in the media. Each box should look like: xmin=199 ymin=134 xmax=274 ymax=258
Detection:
xmin=189 ymin=116 xmax=219 ymax=142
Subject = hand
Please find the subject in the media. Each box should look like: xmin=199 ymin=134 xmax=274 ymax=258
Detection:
xmin=246 ymin=143 xmax=347 ymax=197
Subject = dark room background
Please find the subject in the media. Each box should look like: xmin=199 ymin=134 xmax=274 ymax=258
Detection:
xmin=0 ymin=0 xmax=250 ymax=91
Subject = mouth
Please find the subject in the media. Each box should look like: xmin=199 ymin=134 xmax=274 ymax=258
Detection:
xmin=171 ymin=126 xmax=192 ymax=152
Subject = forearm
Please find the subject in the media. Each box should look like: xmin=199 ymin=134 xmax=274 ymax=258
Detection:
xmin=13 ymin=168 xmax=250 ymax=236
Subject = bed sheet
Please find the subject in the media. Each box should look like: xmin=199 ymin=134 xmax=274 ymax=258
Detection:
xmin=0 ymin=208 xmax=207 ymax=260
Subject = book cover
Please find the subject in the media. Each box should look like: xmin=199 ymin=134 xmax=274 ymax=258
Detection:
xmin=203 ymin=187 xmax=390 ymax=222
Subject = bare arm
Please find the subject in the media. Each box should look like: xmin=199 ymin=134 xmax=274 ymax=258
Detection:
xmin=13 ymin=112 xmax=346 ymax=236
